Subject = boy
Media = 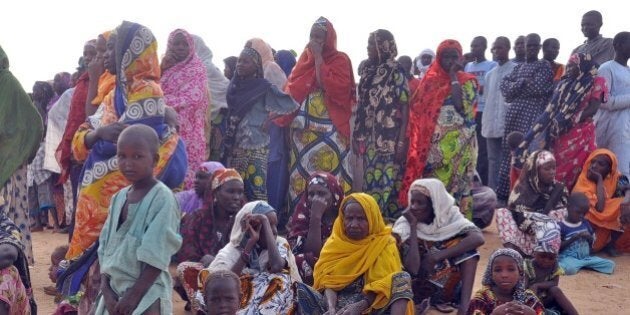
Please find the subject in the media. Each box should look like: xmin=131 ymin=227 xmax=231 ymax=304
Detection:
xmin=94 ymin=125 xmax=182 ymax=314
xmin=559 ymin=192 xmax=615 ymax=275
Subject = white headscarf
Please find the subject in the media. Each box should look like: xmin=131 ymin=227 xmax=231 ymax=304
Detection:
xmin=191 ymin=35 xmax=229 ymax=116
xmin=415 ymin=48 xmax=436 ymax=79
xmin=207 ymin=201 xmax=301 ymax=282
xmin=392 ymin=178 xmax=477 ymax=242
xmin=247 ymin=38 xmax=287 ymax=89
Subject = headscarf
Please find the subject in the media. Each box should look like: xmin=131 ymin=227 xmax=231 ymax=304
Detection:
xmin=175 ymin=161 xmax=225 ymax=214
xmin=276 ymin=50 xmax=297 ymax=77
xmin=415 ymin=49 xmax=435 ymax=78
xmin=508 ymin=150 xmax=567 ymax=215
xmin=199 ymin=161 xmax=225 ymax=175
xmin=400 ymin=40 xmax=477 ymax=206
xmin=287 ymin=172 xmax=344 ymax=242
xmin=354 ymin=29 xmax=408 ymax=153
xmin=0 ymin=214 xmax=36 ymax=312
xmin=514 ymin=53 xmax=603 ymax=167
xmin=573 ymin=149 xmax=624 ymax=231
xmin=393 ymin=178 xmax=477 ymax=242
xmin=248 ymin=38 xmax=287 ymax=88
xmin=92 ymin=31 xmax=116 ymax=106
xmin=210 ymin=168 xmax=243 ymax=191
xmin=481 ymin=248 xmax=527 ymax=303
xmin=191 ymin=34 xmax=230 ymax=115
xmin=0 ymin=46 xmax=43 ymax=188
xmin=207 ymin=201 xmax=301 ymax=281
xmin=283 ymin=17 xmax=356 ymax=138
xmin=313 ymin=193 xmax=412 ymax=313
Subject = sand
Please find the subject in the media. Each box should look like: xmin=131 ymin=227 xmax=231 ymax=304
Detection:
xmin=32 ymin=220 xmax=629 ymax=314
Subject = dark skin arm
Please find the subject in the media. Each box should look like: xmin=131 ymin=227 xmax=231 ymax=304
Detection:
xmin=400 ymin=210 xmax=421 ymax=276
xmin=395 ymin=101 xmax=409 ymax=164
xmin=588 ymin=170 xmax=606 ymax=212
xmin=336 ymin=292 xmax=376 ymax=315
xmin=309 ymin=40 xmax=324 ymax=87
xmin=83 ymin=122 xmax=128 ymax=149
xmin=422 ymin=230 xmax=485 ymax=273
xmin=579 ymin=98 xmax=601 ymax=123
xmin=114 ymin=265 xmax=162 ymax=315
xmin=449 ymin=64 xmax=465 ymax=114
xmin=529 ymin=275 xmax=559 ymax=294
xmin=256 ymin=215 xmax=285 ymax=273
xmin=231 ymin=223 xmax=260 ymax=275
xmin=100 ymin=274 xmax=119 ymax=314
xmin=302 ymin=196 xmax=328 ymax=258
xmin=85 ymin=56 xmax=104 ymax=117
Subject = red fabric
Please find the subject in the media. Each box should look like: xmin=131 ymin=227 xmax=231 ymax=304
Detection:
xmin=399 ymin=40 xmax=477 ymax=206
xmin=278 ymin=18 xmax=356 ymax=138
xmin=55 ymin=72 xmax=89 ymax=184
xmin=408 ymin=77 xmax=421 ymax=94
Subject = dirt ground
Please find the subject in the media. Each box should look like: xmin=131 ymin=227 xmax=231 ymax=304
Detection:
xmin=32 ymin=220 xmax=629 ymax=314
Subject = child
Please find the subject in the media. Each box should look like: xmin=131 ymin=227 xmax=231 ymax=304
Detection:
xmin=467 ymin=248 xmax=543 ymax=315
xmin=45 ymin=245 xmax=68 ymax=296
xmin=559 ymin=192 xmax=615 ymax=275
xmin=203 ymin=269 xmax=241 ymax=315
xmin=93 ymin=125 xmax=182 ymax=315
xmin=523 ymin=241 xmax=578 ymax=315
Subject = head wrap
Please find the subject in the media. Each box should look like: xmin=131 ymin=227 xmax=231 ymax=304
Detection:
xmin=248 ymin=38 xmax=287 ymax=88
xmin=482 ymin=248 xmax=527 ymax=303
xmin=210 ymin=168 xmax=243 ymax=191
xmin=191 ymin=34 xmax=230 ymax=114
xmin=199 ymin=161 xmax=224 ymax=175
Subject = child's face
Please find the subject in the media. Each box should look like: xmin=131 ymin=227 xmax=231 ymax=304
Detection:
xmin=567 ymin=205 xmax=588 ymax=223
xmin=205 ymin=280 xmax=240 ymax=315
xmin=0 ymin=244 xmax=18 ymax=270
xmin=533 ymin=252 xmax=557 ymax=269
xmin=116 ymin=138 xmax=157 ymax=183
xmin=48 ymin=253 xmax=64 ymax=283
xmin=491 ymin=255 xmax=521 ymax=293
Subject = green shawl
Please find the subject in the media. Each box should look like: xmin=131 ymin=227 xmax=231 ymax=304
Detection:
xmin=0 ymin=46 xmax=43 ymax=188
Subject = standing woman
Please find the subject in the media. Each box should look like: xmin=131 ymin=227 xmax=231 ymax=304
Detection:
xmin=161 ymin=29 xmax=210 ymax=188
xmin=222 ymin=46 xmax=298 ymax=201
xmin=353 ymin=29 xmax=409 ymax=219
xmin=281 ymin=17 xmax=355 ymax=214
xmin=401 ymin=40 xmax=479 ymax=218
xmin=0 ymin=46 xmax=43 ymax=265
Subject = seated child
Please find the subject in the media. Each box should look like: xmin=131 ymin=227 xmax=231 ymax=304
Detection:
xmin=45 ymin=245 xmax=69 ymax=297
xmin=559 ymin=192 xmax=615 ymax=275
xmin=203 ymin=269 xmax=241 ymax=315
xmin=93 ymin=125 xmax=183 ymax=315
xmin=467 ymin=248 xmax=543 ymax=315
xmin=0 ymin=213 xmax=35 ymax=314
xmin=523 ymin=241 xmax=578 ymax=315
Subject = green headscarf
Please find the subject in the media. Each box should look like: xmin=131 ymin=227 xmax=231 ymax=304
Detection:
xmin=0 ymin=46 xmax=43 ymax=188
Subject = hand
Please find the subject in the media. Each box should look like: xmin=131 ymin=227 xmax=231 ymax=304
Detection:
xmin=87 ymin=55 xmax=105 ymax=80
xmin=115 ymin=290 xmax=142 ymax=315
xmin=336 ymin=300 xmax=368 ymax=315
xmin=587 ymin=168 xmax=603 ymax=183
xmin=103 ymin=291 xmax=118 ymax=315
xmin=504 ymin=301 xmax=536 ymax=315
xmin=578 ymin=231 xmax=592 ymax=239
xmin=161 ymin=54 xmax=177 ymax=72
xmin=529 ymin=283 xmax=540 ymax=295
xmin=448 ymin=62 xmax=463 ymax=77
xmin=620 ymin=199 xmax=630 ymax=225
xmin=395 ymin=140 xmax=407 ymax=164
xmin=351 ymin=140 xmax=361 ymax=155
xmin=96 ymin=122 xmax=128 ymax=143
xmin=402 ymin=208 xmax=418 ymax=226
xmin=310 ymin=195 xmax=329 ymax=220
xmin=420 ymin=252 xmax=438 ymax=275
xmin=245 ymin=221 xmax=261 ymax=244
xmin=308 ymin=39 xmax=324 ymax=57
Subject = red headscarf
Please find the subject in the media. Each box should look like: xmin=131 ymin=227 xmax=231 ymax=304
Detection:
xmin=399 ymin=39 xmax=477 ymax=206
xmin=280 ymin=17 xmax=356 ymax=138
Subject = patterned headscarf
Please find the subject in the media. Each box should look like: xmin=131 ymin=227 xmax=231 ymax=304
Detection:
xmin=482 ymin=248 xmax=527 ymax=303
xmin=210 ymin=168 xmax=243 ymax=191
xmin=199 ymin=161 xmax=224 ymax=175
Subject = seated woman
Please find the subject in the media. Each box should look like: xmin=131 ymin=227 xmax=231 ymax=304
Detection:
xmin=174 ymin=161 xmax=225 ymax=215
xmin=286 ymin=172 xmax=344 ymax=285
xmin=174 ymin=168 xmax=244 ymax=311
xmin=296 ymin=193 xmax=414 ymax=315
xmin=572 ymin=149 xmax=630 ymax=255
xmin=392 ymin=178 xmax=485 ymax=314
xmin=0 ymin=213 xmax=36 ymax=314
xmin=200 ymin=201 xmax=301 ymax=314
xmin=496 ymin=150 xmax=568 ymax=257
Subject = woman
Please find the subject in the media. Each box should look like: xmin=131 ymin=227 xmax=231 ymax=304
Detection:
xmin=175 ymin=161 xmax=225 ymax=215
xmin=286 ymin=172 xmax=344 ymax=285
xmin=221 ymin=46 xmax=298 ymax=202
xmin=573 ymin=149 xmax=630 ymax=254
xmin=32 ymin=81 xmax=55 ymax=127
xmin=401 ymin=40 xmax=478 ymax=219
xmin=281 ymin=17 xmax=355 ymax=215
xmin=275 ymin=49 xmax=297 ymax=77
xmin=202 ymin=201 xmax=301 ymax=314
xmin=175 ymin=168 xmax=244 ymax=311
xmin=393 ymin=178 xmax=484 ymax=314
xmin=353 ymin=30 xmax=409 ymax=219
xmin=296 ymin=193 xmax=414 ymax=315
xmin=496 ymin=150 xmax=568 ymax=257
xmin=191 ymin=34 xmax=230 ymax=161
xmin=161 ymin=29 xmax=210 ymax=188
xmin=0 ymin=213 xmax=37 ymax=314
xmin=0 ymin=46 xmax=43 ymax=265
xmin=513 ymin=53 xmax=607 ymax=191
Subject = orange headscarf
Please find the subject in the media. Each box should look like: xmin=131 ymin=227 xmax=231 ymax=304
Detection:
xmin=91 ymin=31 xmax=115 ymax=106
xmin=573 ymin=149 xmax=624 ymax=231
xmin=313 ymin=193 xmax=413 ymax=314
xmin=399 ymin=39 xmax=477 ymax=206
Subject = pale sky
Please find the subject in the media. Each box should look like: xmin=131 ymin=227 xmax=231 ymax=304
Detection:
xmin=1 ymin=0 xmax=626 ymax=92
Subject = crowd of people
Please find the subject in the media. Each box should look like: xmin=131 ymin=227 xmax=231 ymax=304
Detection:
xmin=0 ymin=9 xmax=629 ymax=315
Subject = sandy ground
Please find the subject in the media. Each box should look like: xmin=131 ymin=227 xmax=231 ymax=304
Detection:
xmin=32 ymin=220 xmax=630 ymax=314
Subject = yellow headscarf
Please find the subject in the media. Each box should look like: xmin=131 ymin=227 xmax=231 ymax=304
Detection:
xmin=313 ymin=193 xmax=411 ymax=313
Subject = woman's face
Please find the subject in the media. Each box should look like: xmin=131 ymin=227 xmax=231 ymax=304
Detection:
xmin=236 ymin=53 xmax=257 ymax=78
xmin=96 ymin=35 xmax=108 ymax=55
xmin=409 ymin=190 xmax=435 ymax=225
xmin=439 ymin=48 xmax=460 ymax=72
xmin=215 ymin=180 xmax=245 ymax=216
xmin=590 ymin=154 xmax=612 ymax=178
xmin=193 ymin=171 xmax=212 ymax=197
xmin=307 ymin=183 xmax=333 ymax=209
xmin=103 ymin=34 xmax=117 ymax=75
xmin=491 ymin=255 xmax=521 ymax=293
xmin=310 ymin=27 xmax=326 ymax=47
xmin=83 ymin=44 xmax=97 ymax=67
xmin=343 ymin=202 xmax=369 ymax=240
xmin=566 ymin=61 xmax=579 ymax=78
xmin=171 ymin=32 xmax=190 ymax=62
xmin=367 ymin=36 xmax=378 ymax=62
xmin=538 ymin=160 xmax=556 ymax=186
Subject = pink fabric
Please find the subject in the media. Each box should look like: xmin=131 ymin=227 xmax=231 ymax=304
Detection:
xmin=161 ymin=29 xmax=210 ymax=188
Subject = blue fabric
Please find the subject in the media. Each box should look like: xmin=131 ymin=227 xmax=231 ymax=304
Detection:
xmin=276 ymin=50 xmax=297 ymax=77
xmin=558 ymin=220 xmax=615 ymax=275
xmin=267 ymin=124 xmax=289 ymax=215
xmin=57 ymin=242 xmax=99 ymax=296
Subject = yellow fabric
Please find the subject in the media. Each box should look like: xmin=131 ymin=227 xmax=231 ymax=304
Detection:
xmin=313 ymin=193 xmax=410 ymax=313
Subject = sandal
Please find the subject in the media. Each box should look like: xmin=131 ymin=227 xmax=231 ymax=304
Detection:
xmin=434 ymin=303 xmax=456 ymax=313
